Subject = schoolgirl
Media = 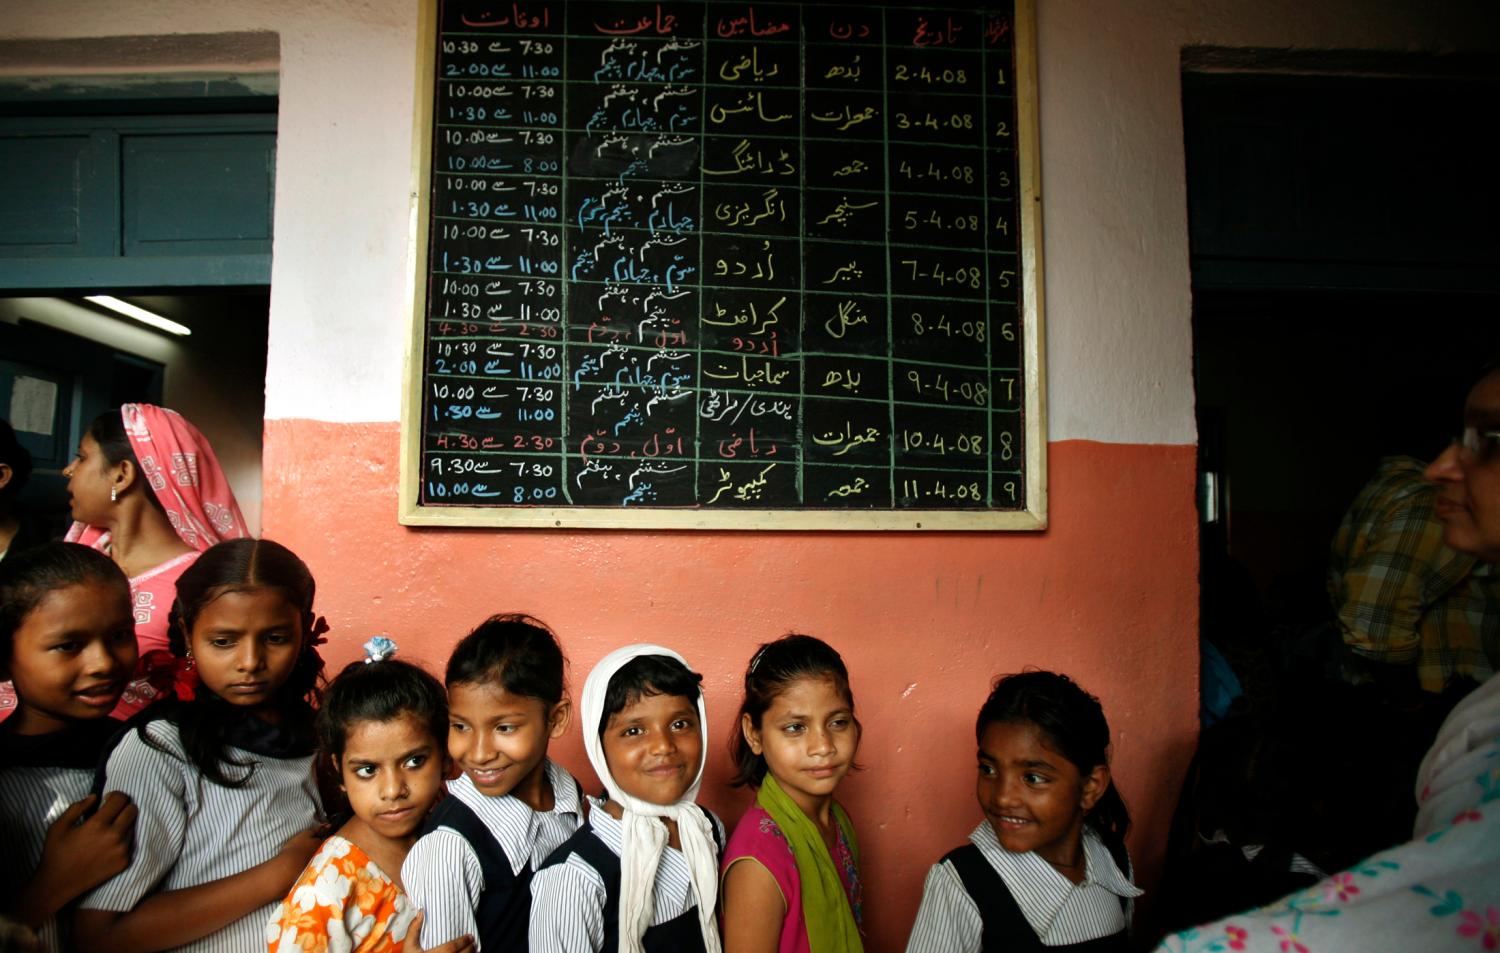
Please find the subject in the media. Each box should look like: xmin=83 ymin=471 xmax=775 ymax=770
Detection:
xmin=76 ymin=538 xmax=328 ymax=953
xmin=722 ymin=635 xmax=864 ymax=953
xmin=401 ymin=614 xmax=581 ymax=950
xmin=0 ymin=543 xmax=139 ymax=951
xmin=268 ymin=637 xmax=474 ymax=953
xmin=906 ymin=670 xmax=1140 ymax=953
xmin=529 ymin=644 xmax=725 ymax=953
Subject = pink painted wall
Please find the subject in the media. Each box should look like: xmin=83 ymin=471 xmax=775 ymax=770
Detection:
xmin=266 ymin=422 xmax=1199 ymax=948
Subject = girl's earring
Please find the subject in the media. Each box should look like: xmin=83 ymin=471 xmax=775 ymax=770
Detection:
xmin=110 ymin=485 xmax=118 ymax=502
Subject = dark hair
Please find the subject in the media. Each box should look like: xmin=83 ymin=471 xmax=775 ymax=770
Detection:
xmin=87 ymin=409 xmax=135 ymax=468
xmin=316 ymin=655 xmax=448 ymax=822
xmin=154 ymin=538 xmax=326 ymax=787
xmin=598 ymin=654 xmax=702 ymax=737
xmin=319 ymin=657 xmax=448 ymax=761
xmin=730 ymin=634 xmax=857 ymax=787
xmin=0 ymin=419 xmax=33 ymax=506
xmin=0 ymin=542 xmax=130 ymax=661
xmin=978 ymin=670 xmax=1132 ymax=870
xmin=446 ymin=613 xmax=566 ymax=705
xmin=87 ymin=409 xmax=165 ymax=514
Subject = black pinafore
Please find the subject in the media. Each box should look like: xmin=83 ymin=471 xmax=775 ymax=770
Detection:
xmin=539 ymin=806 xmax=722 ymax=953
xmin=944 ymin=844 xmax=1129 ymax=953
xmin=419 ymin=795 xmax=534 ymax=950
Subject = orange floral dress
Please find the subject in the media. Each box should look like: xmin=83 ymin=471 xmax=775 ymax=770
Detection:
xmin=266 ymin=835 xmax=418 ymax=953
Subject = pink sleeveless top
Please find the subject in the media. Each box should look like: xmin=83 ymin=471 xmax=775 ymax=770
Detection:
xmin=722 ymin=805 xmax=863 ymax=953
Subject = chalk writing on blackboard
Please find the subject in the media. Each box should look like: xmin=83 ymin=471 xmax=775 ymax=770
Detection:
xmin=408 ymin=1 xmax=1042 ymax=528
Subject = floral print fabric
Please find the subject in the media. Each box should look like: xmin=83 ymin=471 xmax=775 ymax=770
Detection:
xmin=267 ymin=835 xmax=418 ymax=953
xmin=1155 ymin=673 xmax=1500 ymax=953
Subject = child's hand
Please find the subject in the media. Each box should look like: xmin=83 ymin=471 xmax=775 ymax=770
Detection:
xmin=260 ymin=827 xmax=323 ymax=899
xmin=39 ymin=793 xmax=137 ymax=893
xmin=399 ymin=911 xmax=475 ymax=953
xmin=18 ymin=793 xmax=137 ymax=926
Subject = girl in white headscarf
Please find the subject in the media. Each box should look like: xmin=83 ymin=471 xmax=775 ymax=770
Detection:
xmin=529 ymin=644 xmax=724 ymax=953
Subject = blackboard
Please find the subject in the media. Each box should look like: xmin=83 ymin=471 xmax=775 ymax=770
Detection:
xmin=400 ymin=0 xmax=1046 ymax=530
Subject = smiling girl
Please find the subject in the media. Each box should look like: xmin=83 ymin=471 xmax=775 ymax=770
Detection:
xmin=529 ymin=644 xmax=724 ymax=953
xmin=75 ymin=539 xmax=328 ymax=953
xmin=906 ymin=671 xmax=1139 ymax=953
xmin=401 ymin=614 xmax=581 ymax=952
xmin=0 ymin=543 xmax=139 ymax=951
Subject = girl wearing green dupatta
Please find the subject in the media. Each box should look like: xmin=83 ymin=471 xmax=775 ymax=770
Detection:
xmin=721 ymin=636 xmax=865 ymax=953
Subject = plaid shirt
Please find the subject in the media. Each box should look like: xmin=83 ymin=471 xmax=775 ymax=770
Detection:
xmin=1328 ymin=457 xmax=1499 ymax=692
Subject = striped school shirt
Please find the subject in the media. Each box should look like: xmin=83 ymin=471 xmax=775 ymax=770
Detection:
xmin=80 ymin=720 xmax=321 ymax=953
xmin=528 ymin=795 xmax=725 ymax=953
xmin=0 ymin=762 xmax=93 ymax=952
xmin=401 ymin=759 xmax=583 ymax=949
xmin=905 ymin=823 xmax=1140 ymax=952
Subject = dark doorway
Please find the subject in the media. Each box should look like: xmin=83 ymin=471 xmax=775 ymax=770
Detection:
xmin=1151 ymin=63 xmax=1499 ymax=942
xmin=1 ymin=292 xmax=269 ymax=537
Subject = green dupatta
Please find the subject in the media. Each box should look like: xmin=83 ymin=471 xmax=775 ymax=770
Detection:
xmin=756 ymin=774 xmax=864 ymax=953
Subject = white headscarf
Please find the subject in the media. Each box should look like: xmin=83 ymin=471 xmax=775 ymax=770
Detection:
xmin=581 ymin=644 xmax=721 ymax=953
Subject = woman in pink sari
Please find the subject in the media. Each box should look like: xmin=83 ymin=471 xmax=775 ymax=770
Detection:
xmin=0 ymin=404 xmax=249 ymax=719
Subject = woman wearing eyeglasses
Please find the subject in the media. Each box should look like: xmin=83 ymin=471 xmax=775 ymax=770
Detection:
xmin=1426 ymin=361 xmax=1500 ymax=562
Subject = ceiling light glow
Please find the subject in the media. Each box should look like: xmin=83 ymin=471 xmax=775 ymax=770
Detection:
xmin=83 ymin=296 xmax=192 ymax=337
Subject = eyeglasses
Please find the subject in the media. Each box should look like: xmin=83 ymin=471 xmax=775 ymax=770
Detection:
xmin=1459 ymin=427 xmax=1500 ymax=464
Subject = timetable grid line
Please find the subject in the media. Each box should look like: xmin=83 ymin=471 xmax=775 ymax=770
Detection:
xmin=425 ymin=445 xmax=1002 ymax=472
xmin=880 ymin=6 xmax=896 ymax=504
xmin=693 ymin=29 xmax=707 ymax=500
xmin=428 ymin=440 xmax=1022 ymax=470
xmin=433 ymin=120 xmax=993 ymax=151
xmin=427 ymin=372 xmax=1018 ymax=416
xmin=433 ymin=214 xmax=1018 ymax=253
xmin=557 ymin=27 xmax=574 ymax=501
xmin=427 ymin=335 xmax=1020 ymax=373
xmin=981 ymin=27 xmax=993 ymax=507
xmin=435 ymin=182 xmax=1017 ymax=203
xmin=795 ymin=0 xmax=807 ymax=503
xmin=427 ymin=270 xmax=1013 ymax=304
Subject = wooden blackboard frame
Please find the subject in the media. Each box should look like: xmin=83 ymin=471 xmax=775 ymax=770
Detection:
xmin=399 ymin=0 xmax=1047 ymax=530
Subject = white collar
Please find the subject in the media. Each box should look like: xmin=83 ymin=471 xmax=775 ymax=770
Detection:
xmin=450 ymin=758 xmax=581 ymax=875
xmin=969 ymin=821 xmax=1141 ymax=938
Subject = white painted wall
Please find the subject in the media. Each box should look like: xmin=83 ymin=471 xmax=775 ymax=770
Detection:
xmin=0 ymin=297 xmax=266 ymax=531
xmin=3 ymin=0 xmax=1495 ymax=444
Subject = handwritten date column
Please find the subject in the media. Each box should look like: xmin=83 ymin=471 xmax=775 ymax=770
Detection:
xmin=423 ymin=2 xmax=566 ymax=507
xmin=885 ymin=9 xmax=993 ymax=509
xmin=563 ymin=2 xmax=703 ymax=506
